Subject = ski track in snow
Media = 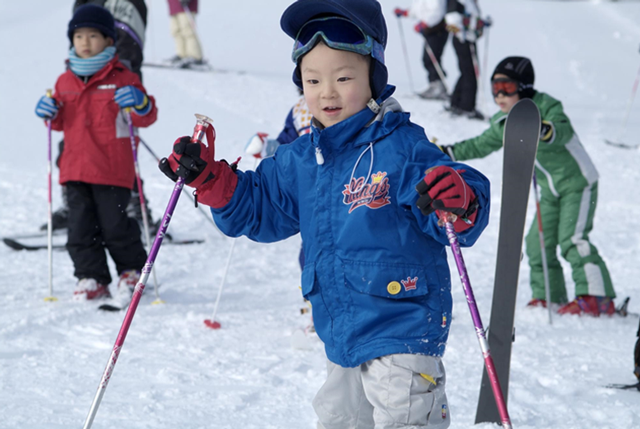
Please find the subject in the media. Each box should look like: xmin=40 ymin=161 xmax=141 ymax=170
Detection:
xmin=1 ymin=1 xmax=640 ymax=428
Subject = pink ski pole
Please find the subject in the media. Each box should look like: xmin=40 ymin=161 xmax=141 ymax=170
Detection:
xmin=45 ymin=89 xmax=57 ymax=302
xmin=442 ymin=215 xmax=513 ymax=429
xmin=82 ymin=114 xmax=214 ymax=429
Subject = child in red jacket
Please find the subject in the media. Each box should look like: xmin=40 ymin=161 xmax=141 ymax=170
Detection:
xmin=35 ymin=4 xmax=158 ymax=305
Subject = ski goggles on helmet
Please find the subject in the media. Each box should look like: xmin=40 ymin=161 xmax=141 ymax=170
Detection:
xmin=491 ymin=78 xmax=519 ymax=97
xmin=292 ymin=16 xmax=385 ymax=65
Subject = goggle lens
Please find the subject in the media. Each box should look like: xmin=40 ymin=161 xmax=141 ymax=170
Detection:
xmin=491 ymin=79 xmax=519 ymax=97
xmin=296 ymin=17 xmax=367 ymax=47
xmin=292 ymin=17 xmax=384 ymax=64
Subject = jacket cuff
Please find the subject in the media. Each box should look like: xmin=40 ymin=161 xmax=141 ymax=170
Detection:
xmin=195 ymin=162 xmax=239 ymax=209
xmin=133 ymin=96 xmax=152 ymax=116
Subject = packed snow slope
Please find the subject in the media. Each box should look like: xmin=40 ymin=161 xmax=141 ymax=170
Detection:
xmin=1 ymin=1 xmax=640 ymax=428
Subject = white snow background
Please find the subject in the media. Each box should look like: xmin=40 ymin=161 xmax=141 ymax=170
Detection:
xmin=1 ymin=0 xmax=640 ymax=428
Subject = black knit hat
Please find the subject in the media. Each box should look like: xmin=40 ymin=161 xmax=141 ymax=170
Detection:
xmin=68 ymin=4 xmax=117 ymax=43
xmin=492 ymin=56 xmax=535 ymax=99
xmin=281 ymin=0 xmax=388 ymax=100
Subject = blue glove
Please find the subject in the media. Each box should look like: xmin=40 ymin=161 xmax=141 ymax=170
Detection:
xmin=114 ymin=85 xmax=150 ymax=114
xmin=35 ymin=96 xmax=58 ymax=119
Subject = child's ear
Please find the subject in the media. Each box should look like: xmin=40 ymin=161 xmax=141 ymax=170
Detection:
xmin=107 ymin=37 xmax=115 ymax=47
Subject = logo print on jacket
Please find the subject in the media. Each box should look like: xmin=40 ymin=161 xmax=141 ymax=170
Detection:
xmin=401 ymin=276 xmax=418 ymax=291
xmin=342 ymin=171 xmax=391 ymax=213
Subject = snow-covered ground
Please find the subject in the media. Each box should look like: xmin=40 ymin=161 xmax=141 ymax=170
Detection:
xmin=1 ymin=0 xmax=640 ymax=428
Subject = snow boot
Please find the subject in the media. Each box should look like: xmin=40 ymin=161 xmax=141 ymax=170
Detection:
xmin=448 ymin=105 xmax=485 ymax=121
xmin=417 ymin=80 xmax=448 ymax=100
xmin=526 ymin=298 xmax=547 ymax=308
xmin=557 ymin=295 xmax=615 ymax=316
xmin=73 ymin=278 xmax=110 ymax=301
xmin=111 ymin=270 xmax=140 ymax=309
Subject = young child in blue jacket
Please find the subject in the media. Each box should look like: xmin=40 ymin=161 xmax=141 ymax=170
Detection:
xmin=160 ymin=0 xmax=490 ymax=427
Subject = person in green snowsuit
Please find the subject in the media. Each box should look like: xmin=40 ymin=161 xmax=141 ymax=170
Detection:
xmin=440 ymin=56 xmax=616 ymax=316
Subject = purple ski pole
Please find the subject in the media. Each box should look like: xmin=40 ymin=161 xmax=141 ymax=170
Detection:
xmin=82 ymin=114 xmax=214 ymax=429
xmin=442 ymin=216 xmax=513 ymax=429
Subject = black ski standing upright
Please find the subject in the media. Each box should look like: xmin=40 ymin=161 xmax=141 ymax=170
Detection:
xmin=475 ymin=98 xmax=541 ymax=424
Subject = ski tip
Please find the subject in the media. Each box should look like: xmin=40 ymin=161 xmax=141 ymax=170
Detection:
xmin=204 ymin=319 xmax=221 ymax=329
xmin=605 ymin=382 xmax=640 ymax=391
xmin=604 ymin=139 xmax=640 ymax=149
xmin=2 ymin=238 xmax=27 ymax=250
xmin=98 ymin=304 xmax=124 ymax=312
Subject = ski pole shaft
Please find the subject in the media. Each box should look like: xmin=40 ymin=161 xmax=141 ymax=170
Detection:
xmin=443 ymin=217 xmax=513 ymax=429
xmin=532 ymin=174 xmax=552 ymax=324
xmin=209 ymin=238 xmax=236 ymax=324
xmin=82 ymin=114 xmax=214 ymax=429
xmin=423 ymin=39 xmax=449 ymax=94
xmin=138 ymin=136 xmax=223 ymax=235
xmin=45 ymin=89 xmax=56 ymax=302
xmin=206 ymin=157 xmax=256 ymax=325
xmin=481 ymin=20 xmax=491 ymax=114
xmin=616 ymin=60 xmax=640 ymax=142
xmin=123 ymin=108 xmax=161 ymax=302
xmin=182 ymin=5 xmax=197 ymax=32
xmin=469 ymin=42 xmax=483 ymax=114
xmin=395 ymin=17 xmax=415 ymax=93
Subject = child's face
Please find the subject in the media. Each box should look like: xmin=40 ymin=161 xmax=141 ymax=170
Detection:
xmin=73 ymin=27 xmax=113 ymax=59
xmin=300 ymin=43 xmax=372 ymax=128
xmin=492 ymin=73 xmax=520 ymax=113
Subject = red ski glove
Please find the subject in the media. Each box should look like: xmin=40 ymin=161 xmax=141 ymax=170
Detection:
xmin=415 ymin=166 xmax=478 ymax=232
xmin=159 ymin=136 xmax=238 ymax=208
xmin=414 ymin=21 xmax=428 ymax=33
xmin=394 ymin=8 xmax=408 ymax=17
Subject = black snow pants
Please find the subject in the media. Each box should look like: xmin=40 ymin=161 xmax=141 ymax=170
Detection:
xmin=66 ymin=182 xmax=147 ymax=285
xmin=420 ymin=22 xmax=449 ymax=83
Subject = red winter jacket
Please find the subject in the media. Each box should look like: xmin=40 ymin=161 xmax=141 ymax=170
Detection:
xmin=51 ymin=56 xmax=157 ymax=189
xmin=168 ymin=0 xmax=198 ymax=16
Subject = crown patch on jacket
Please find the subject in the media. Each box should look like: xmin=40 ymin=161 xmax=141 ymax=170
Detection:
xmin=342 ymin=171 xmax=391 ymax=213
xmin=401 ymin=276 xmax=418 ymax=291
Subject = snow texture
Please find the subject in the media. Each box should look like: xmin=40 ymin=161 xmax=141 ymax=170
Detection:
xmin=1 ymin=0 xmax=640 ymax=428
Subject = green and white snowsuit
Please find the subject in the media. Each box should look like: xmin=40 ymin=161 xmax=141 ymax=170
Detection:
xmin=450 ymin=91 xmax=614 ymax=303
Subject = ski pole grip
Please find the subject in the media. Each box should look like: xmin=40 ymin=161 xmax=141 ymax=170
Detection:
xmin=192 ymin=113 xmax=213 ymax=143
xmin=45 ymin=89 xmax=52 ymax=98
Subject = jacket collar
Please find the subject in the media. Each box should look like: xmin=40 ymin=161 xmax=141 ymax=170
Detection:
xmin=69 ymin=55 xmax=124 ymax=87
xmin=310 ymin=85 xmax=407 ymax=149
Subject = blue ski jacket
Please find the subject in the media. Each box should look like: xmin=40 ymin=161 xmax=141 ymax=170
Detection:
xmin=212 ymin=86 xmax=491 ymax=367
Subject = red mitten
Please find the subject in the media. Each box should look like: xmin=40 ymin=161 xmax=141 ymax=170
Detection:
xmin=415 ymin=166 xmax=478 ymax=232
xmin=159 ymin=135 xmax=238 ymax=208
